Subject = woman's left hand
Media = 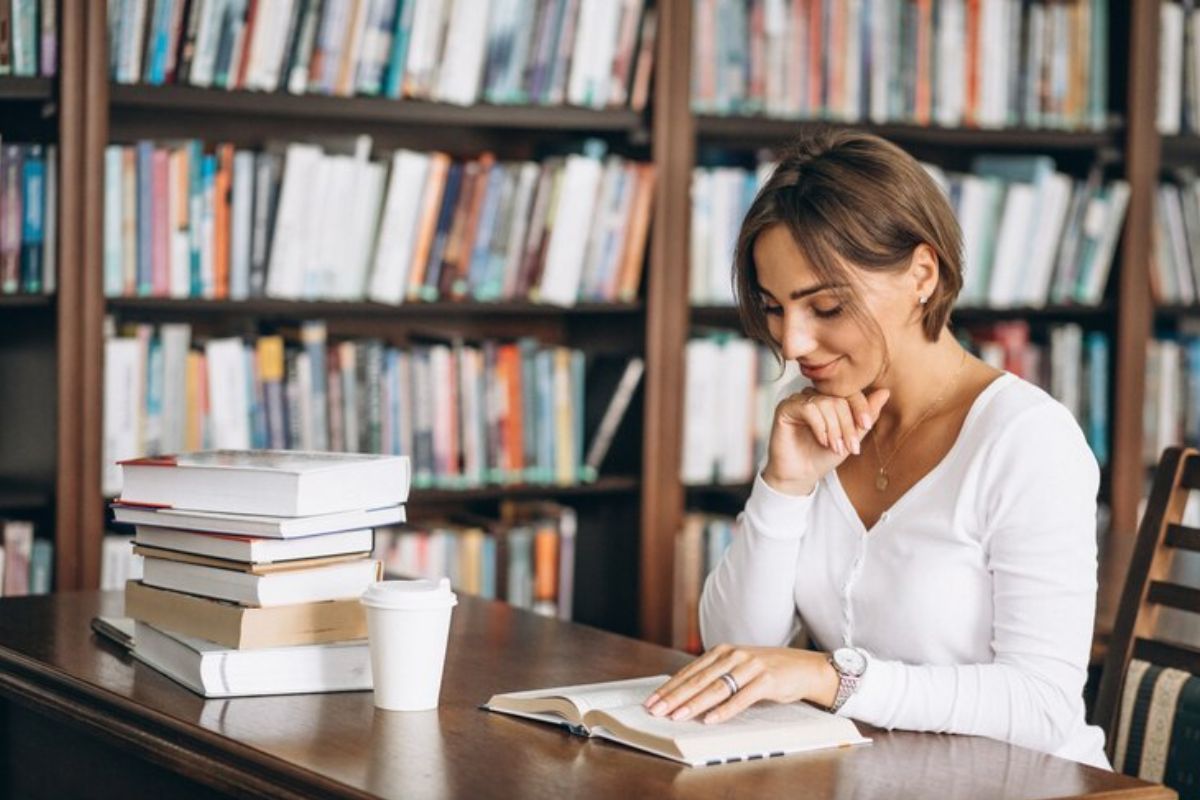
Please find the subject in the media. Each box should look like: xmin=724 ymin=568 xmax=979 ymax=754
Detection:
xmin=642 ymin=644 xmax=839 ymax=724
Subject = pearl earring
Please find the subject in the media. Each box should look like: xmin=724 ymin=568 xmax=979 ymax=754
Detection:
xmin=919 ymin=295 xmax=928 ymax=305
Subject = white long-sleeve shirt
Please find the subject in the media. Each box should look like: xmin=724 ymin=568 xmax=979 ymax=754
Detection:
xmin=699 ymin=372 xmax=1110 ymax=769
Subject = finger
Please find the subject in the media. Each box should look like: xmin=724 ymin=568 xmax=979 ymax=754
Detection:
xmin=668 ymin=658 xmax=758 ymax=722
xmin=815 ymin=401 xmax=844 ymax=456
xmin=866 ymin=388 xmax=891 ymax=419
xmin=652 ymin=651 xmax=745 ymax=718
xmin=832 ymin=400 xmax=859 ymax=455
xmin=845 ymin=392 xmax=873 ymax=432
xmin=704 ymin=668 xmax=770 ymax=724
xmin=645 ymin=646 xmax=730 ymax=708
xmin=797 ymin=401 xmax=830 ymax=449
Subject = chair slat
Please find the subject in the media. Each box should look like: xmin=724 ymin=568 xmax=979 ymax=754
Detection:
xmin=1132 ymin=637 xmax=1200 ymax=675
xmin=1165 ymin=523 xmax=1200 ymax=552
xmin=1182 ymin=453 xmax=1200 ymax=490
xmin=1146 ymin=580 xmax=1200 ymax=614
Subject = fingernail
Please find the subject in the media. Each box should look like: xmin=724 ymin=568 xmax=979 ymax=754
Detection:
xmin=644 ymin=693 xmax=659 ymax=708
xmin=861 ymin=414 xmax=872 ymax=429
xmin=850 ymin=438 xmax=860 ymax=455
xmin=672 ymin=706 xmax=692 ymax=721
xmin=835 ymin=441 xmax=844 ymax=456
xmin=651 ymin=701 xmax=668 ymax=716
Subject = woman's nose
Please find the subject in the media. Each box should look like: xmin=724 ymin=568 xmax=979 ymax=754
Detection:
xmin=780 ymin=311 xmax=818 ymax=361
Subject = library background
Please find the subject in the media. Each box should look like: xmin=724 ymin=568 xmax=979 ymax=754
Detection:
xmin=1 ymin=0 xmax=1198 ymax=720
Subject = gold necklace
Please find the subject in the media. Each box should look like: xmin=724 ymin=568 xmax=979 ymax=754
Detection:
xmin=869 ymin=350 xmax=968 ymax=492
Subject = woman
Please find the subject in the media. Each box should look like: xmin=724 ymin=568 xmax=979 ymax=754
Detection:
xmin=644 ymin=129 xmax=1109 ymax=769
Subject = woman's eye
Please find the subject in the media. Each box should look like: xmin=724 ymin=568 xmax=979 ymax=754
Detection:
xmin=813 ymin=306 xmax=843 ymax=319
xmin=762 ymin=305 xmax=783 ymax=316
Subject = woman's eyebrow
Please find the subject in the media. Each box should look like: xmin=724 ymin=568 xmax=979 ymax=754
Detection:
xmin=789 ymin=282 xmax=846 ymax=300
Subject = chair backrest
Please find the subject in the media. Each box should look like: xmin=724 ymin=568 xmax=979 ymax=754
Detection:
xmin=1095 ymin=446 xmax=1200 ymax=764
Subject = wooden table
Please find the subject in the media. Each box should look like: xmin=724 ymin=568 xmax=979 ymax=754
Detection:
xmin=0 ymin=591 xmax=1175 ymax=799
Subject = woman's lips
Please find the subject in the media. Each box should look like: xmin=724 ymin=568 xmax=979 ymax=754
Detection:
xmin=800 ymin=356 xmax=842 ymax=380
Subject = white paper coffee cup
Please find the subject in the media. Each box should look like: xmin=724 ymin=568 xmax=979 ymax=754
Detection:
xmin=361 ymin=578 xmax=458 ymax=711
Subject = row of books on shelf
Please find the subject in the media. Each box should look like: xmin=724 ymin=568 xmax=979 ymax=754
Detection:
xmin=1143 ymin=327 xmax=1200 ymax=465
xmin=967 ymin=321 xmax=1110 ymax=465
xmin=373 ymin=499 xmax=577 ymax=620
xmin=672 ymin=512 xmax=734 ymax=654
xmin=1152 ymin=175 xmax=1200 ymax=305
xmin=103 ymin=320 xmax=644 ymax=498
xmin=105 ymin=450 xmax=407 ymax=696
xmin=691 ymin=0 xmax=1107 ymax=131
xmin=0 ymin=141 xmax=56 ymax=296
xmin=690 ymin=155 xmax=1128 ymax=309
xmin=1157 ymin=0 xmax=1200 ymax=136
xmin=109 ymin=0 xmax=656 ymax=111
xmin=0 ymin=519 xmax=51 ymax=596
xmin=681 ymin=322 xmax=1110 ymax=486
xmin=0 ymin=1 xmax=54 ymax=78
xmin=103 ymin=138 xmax=655 ymax=306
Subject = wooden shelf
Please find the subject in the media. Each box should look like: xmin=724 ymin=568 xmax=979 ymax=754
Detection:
xmin=411 ymin=476 xmax=640 ymax=504
xmin=695 ymin=114 xmax=1119 ymax=152
xmin=1161 ymin=134 xmax=1200 ymax=163
xmin=106 ymin=297 xmax=643 ymax=318
xmin=109 ymin=84 xmax=646 ymax=134
xmin=0 ymin=481 xmax=52 ymax=510
xmin=1155 ymin=304 xmax=1200 ymax=320
xmin=0 ymin=77 xmax=53 ymax=101
xmin=0 ymin=294 xmax=53 ymax=308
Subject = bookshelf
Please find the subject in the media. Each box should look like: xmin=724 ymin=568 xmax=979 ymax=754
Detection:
xmin=12 ymin=0 xmax=1171 ymax=652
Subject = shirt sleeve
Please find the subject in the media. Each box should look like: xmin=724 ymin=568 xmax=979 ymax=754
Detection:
xmin=698 ymin=472 xmax=816 ymax=649
xmin=836 ymin=400 xmax=1102 ymax=762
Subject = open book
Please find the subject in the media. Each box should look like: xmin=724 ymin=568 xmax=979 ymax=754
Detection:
xmin=483 ymin=675 xmax=869 ymax=767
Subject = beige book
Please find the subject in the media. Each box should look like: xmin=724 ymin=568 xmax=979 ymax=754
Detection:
xmin=483 ymin=675 xmax=869 ymax=767
xmin=124 ymin=581 xmax=367 ymax=649
xmin=132 ymin=544 xmax=368 ymax=574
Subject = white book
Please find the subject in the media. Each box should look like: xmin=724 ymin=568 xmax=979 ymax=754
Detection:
xmin=104 ymin=145 xmax=125 ymax=297
xmin=117 ymin=450 xmax=411 ymax=516
xmin=956 ymin=175 xmax=994 ymax=306
xmin=368 ymin=150 xmax=431 ymax=304
xmin=1022 ymin=172 xmax=1073 ymax=306
xmin=434 ymin=0 xmax=491 ymax=105
xmin=987 ymin=183 xmax=1037 ymax=307
xmin=159 ymin=323 xmax=192 ymax=455
xmin=341 ymin=156 xmax=386 ymax=300
xmin=204 ymin=338 xmax=252 ymax=450
xmin=404 ymin=0 xmax=448 ymax=98
xmin=567 ymin=0 xmax=603 ymax=107
xmin=133 ymin=525 xmax=375 ymax=563
xmin=229 ymin=150 xmax=256 ymax=300
xmin=1160 ymin=1 xmax=1185 ymax=135
xmin=868 ymin=0 xmax=891 ymax=123
xmin=575 ymin=0 xmax=622 ymax=108
xmin=113 ymin=502 xmax=405 ymax=538
xmin=266 ymin=144 xmax=323 ymax=300
xmin=690 ymin=169 xmax=712 ymax=304
xmin=682 ymin=339 xmax=719 ymax=485
xmin=538 ymin=153 xmax=605 ymax=306
xmin=1079 ymin=180 xmax=1130 ymax=304
xmin=935 ymin=0 xmax=965 ymax=126
xmin=707 ymin=168 xmax=741 ymax=306
xmin=716 ymin=339 xmax=756 ymax=484
xmin=189 ymin=0 xmax=227 ymax=88
xmin=104 ymin=338 xmax=144 ymax=497
xmin=141 ymin=555 xmax=382 ymax=606
xmin=484 ymin=675 xmax=868 ymax=767
xmin=132 ymin=620 xmax=373 ymax=698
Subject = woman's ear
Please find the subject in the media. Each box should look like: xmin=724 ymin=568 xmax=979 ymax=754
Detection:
xmin=910 ymin=244 xmax=939 ymax=304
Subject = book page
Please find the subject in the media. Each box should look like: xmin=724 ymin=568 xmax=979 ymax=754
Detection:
xmin=484 ymin=675 xmax=668 ymax=722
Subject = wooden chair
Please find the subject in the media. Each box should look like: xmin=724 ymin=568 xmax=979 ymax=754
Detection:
xmin=1094 ymin=446 xmax=1200 ymax=793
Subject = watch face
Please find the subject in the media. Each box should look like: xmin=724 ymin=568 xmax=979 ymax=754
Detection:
xmin=834 ymin=648 xmax=867 ymax=677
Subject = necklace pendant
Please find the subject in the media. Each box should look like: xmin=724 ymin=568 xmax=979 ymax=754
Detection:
xmin=875 ymin=471 xmax=889 ymax=492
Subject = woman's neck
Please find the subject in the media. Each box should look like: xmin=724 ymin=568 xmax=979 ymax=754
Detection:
xmin=871 ymin=332 xmax=967 ymax=437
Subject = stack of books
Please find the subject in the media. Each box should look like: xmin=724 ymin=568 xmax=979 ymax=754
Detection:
xmin=112 ymin=450 xmax=409 ymax=698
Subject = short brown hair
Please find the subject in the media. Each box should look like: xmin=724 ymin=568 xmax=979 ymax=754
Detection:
xmin=733 ymin=128 xmax=963 ymax=356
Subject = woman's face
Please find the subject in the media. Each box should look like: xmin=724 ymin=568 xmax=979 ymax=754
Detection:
xmin=753 ymin=224 xmax=919 ymax=396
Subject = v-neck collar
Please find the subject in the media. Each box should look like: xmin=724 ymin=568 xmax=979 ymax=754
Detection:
xmin=826 ymin=372 xmax=1015 ymax=535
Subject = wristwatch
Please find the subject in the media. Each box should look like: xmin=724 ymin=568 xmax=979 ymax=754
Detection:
xmin=827 ymin=647 xmax=868 ymax=714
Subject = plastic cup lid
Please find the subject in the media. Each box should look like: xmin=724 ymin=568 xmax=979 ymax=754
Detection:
xmin=361 ymin=577 xmax=458 ymax=610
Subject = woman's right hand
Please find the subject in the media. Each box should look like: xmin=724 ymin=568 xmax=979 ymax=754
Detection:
xmin=760 ymin=387 xmax=891 ymax=496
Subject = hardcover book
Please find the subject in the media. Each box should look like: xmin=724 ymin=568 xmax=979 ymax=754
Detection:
xmin=483 ymin=675 xmax=868 ymax=767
